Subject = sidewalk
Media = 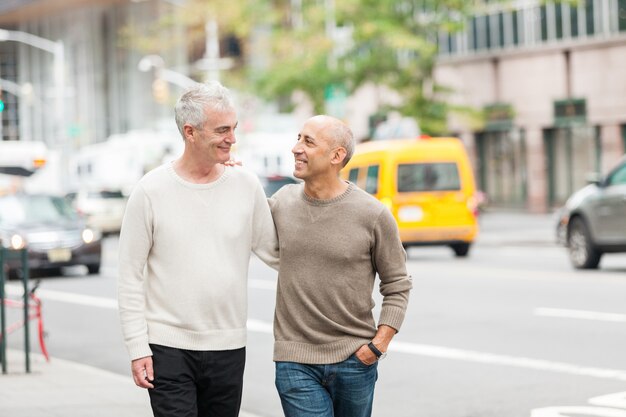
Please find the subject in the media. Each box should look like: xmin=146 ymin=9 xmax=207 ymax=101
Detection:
xmin=0 ymin=349 xmax=152 ymax=417
xmin=0 ymin=349 xmax=262 ymax=417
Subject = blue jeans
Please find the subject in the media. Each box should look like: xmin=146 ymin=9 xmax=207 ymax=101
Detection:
xmin=275 ymin=354 xmax=378 ymax=417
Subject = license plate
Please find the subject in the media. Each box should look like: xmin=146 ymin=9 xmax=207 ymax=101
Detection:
xmin=47 ymin=248 xmax=72 ymax=262
xmin=398 ymin=205 xmax=424 ymax=222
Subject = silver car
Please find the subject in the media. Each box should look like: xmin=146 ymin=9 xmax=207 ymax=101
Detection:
xmin=557 ymin=155 xmax=626 ymax=269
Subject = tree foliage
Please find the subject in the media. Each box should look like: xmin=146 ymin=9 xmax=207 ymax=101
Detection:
xmin=255 ymin=0 xmax=487 ymax=135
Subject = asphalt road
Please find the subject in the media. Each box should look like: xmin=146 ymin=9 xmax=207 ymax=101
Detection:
xmin=4 ymin=211 xmax=626 ymax=417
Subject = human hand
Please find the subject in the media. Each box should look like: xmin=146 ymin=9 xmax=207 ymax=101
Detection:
xmin=355 ymin=344 xmax=378 ymax=366
xmin=131 ymin=356 xmax=154 ymax=389
xmin=222 ymin=159 xmax=242 ymax=167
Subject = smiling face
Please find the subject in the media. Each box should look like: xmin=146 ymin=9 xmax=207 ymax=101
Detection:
xmin=292 ymin=116 xmax=346 ymax=181
xmin=187 ymin=108 xmax=238 ymax=165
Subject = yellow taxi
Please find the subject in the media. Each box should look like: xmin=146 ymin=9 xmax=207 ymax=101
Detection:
xmin=341 ymin=137 xmax=479 ymax=256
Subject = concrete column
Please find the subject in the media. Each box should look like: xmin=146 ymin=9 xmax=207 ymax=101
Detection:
xmin=525 ymin=127 xmax=548 ymax=213
xmin=600 ymin=124 xmax=623 ymax=172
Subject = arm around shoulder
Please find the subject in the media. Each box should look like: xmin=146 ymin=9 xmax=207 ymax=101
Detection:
xmin=251 ymin=183 xmax=280 ymax=270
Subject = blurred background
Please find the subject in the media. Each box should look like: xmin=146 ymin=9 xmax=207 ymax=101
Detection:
xmin=0 ymin=0 xmax=623 ymax=210
xmin=0 ymin=1 xmax=625 ymax=417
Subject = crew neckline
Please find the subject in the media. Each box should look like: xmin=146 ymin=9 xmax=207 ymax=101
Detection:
xmin=166 ymin=162 xmax=231 ymax=189
xmin=301 ymin=181 xmax=354 ymax=206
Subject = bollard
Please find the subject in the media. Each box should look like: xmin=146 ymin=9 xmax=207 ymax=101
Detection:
xmin=0 ymin=248 xmax=5 ymax=374
xmin=0 ymin=247 xmax=31 ymax=374
xmin=21 ymin=248 xmax=30 ymax=373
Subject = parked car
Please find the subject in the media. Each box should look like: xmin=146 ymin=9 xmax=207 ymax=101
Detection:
xmin=0 ymin=193 xmax=102 ymax=277
xmin=556 ymin=155 xmax=626 ymax=269
xmin=259 ymin=175 xmax=299 ymax=197
xmin=65 ymin=189 xmax=127 ymax=234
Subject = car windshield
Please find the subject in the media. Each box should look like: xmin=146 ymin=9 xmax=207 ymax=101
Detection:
xmin=262 ymin=177 xmax=298 ymax=197
xmin=88 ymin=190 xmax=124 ymax=199
xmin=397 ymin=162 xmax=461 ymax=192
xmin=0 ymin=195 xmax=78 ymax=225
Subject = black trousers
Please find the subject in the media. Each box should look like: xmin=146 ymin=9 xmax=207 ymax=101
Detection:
xmin=148 ymin=344 xmax=246 ymax=417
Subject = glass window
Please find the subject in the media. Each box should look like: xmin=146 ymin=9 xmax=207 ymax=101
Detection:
xmin=555 ymin=3 xmax=564 ymax=39
xmin=619 ymin=0 xmax=626 ymax=31
xmin=586 ymin=0 xmax=595 ymax=35
xmin=607 ymin=163 xmax=626 ymax=186
xmin=365 ymin=165 xmax=379 ymax=194
xmin=540 ymin=5 xmax=549 ymax=41
xmin=449 ymin=33 xmax=457 ymax=54
xmin=470 ymin=17 xmax=479 ymax=50
xmin=571 ymin=5 xmax=579 ymax=37
xmin=397 ymin=163 xmax=461 ymax=192
xmin=498 ymin=13 xmax=505 ymax=47
xmin=512 ymin=10 xmax=520 ymax=45
xmin=348 ymin=168 xmax=359 ymax=184
xmin=485 ymin=15 xmax=492 ymax=49
xmin=0 ymin=195 xmax=77 ymax=225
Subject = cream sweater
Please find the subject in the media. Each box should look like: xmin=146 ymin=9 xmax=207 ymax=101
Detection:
xmin=118 ymin=164 xmax=278 ymax=361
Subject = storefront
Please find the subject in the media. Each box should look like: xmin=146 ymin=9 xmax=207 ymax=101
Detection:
xmin=543 ymin=99 xmax=600 ymax=207
xmin=475 ymin=104 xmax=527 ymax=208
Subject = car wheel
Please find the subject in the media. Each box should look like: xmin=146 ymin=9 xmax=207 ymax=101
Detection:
xmin=87 ymin=264 xmax=101 ymax=275
xmin=567 ymin=217 xmax=601 ymax=269
xmin=450 ymin=243 xmax=471 ymax=257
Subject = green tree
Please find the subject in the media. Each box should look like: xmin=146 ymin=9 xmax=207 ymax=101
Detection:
xmin=255 ymin=0 xmax=486 ymax=135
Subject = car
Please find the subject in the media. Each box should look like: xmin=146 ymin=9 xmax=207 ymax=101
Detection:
xmin=65 ymin=189 xmax=127 ymax=234
xmin=259 ymin=175 xmax=299 ymax=197
xmin=0 ymin=193 xmax=102 ymax=277
xmin=556 ymin=155 xmax=626 ymax=269
xmin=341 ymin=137 xmax=480 ymax=257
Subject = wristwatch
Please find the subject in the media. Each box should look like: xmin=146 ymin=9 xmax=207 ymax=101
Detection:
xmin=367 ymin=342 xmax=387 ymax=360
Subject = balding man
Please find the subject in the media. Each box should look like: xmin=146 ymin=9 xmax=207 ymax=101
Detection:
xmin=269 ymin=115 xmax=412 ymax=417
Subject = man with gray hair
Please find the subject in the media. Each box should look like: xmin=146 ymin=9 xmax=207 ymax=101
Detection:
xmin=269 ymin=115 xmax=412 ymax=417
xmin=118 ymin=81 xmax=278 ymax=417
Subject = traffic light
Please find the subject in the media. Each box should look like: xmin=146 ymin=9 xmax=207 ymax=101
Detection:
xmin=152 ymin=78 xmax=169 ymax=104
xmin=0 ymin=91 xmax=4 ymax=113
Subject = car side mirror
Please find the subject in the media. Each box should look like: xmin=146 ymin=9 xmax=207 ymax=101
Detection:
xmin=585 ymin=172 xmax=603 ymax=186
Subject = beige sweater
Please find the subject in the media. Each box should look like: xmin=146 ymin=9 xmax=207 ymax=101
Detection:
xmin=118 ymin=164 xmax=278 ymax=361
xmin=270 ymin=182 xmax=412 ymax=364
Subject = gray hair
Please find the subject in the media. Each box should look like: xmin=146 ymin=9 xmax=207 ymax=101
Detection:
xmin=174 ymin=81 xmax=235 ymax=139
xmin=326 ymin=118 xmax=355 ymax=167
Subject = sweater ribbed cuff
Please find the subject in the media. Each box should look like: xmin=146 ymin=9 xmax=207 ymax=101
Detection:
xmin=378 ymin=306 xmax=407 ymax=333
xmin=126 ymin=337 xmax=153 ymax=361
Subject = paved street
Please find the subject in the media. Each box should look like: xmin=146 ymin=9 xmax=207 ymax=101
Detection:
xmin=2 ymin=211 xmax=626 ymax=417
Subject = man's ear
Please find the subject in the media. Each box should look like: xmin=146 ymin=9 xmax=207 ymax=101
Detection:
xmin=330 ymin=147 xmax=347 ymax=167
xmin=183 ymin=124 xmax=195 ymax=142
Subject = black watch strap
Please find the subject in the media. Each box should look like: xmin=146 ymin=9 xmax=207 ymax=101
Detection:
xmin=367 ymin=342 xmax=383 ymax=358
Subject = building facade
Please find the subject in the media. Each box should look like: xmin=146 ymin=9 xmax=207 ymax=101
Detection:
xmin=0 ymin=0 xmax=188 ymax=149
xmin=435 ymin=0 xmax=626 ymax=212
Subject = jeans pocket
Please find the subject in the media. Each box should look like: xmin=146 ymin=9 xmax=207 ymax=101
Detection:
xmin=350 ymin=353 xmax=376 ymax=368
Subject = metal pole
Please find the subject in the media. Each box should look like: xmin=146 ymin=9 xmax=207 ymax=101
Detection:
xmin=54 ymin=41 xmax=67 ymax=192
xmin=0 ymin=248 xmax=6 ymax=374
xmin=205 ymin=19 xmax=220 ymax=82
xmin=21 ymin=249 xmax=30 ymax=373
